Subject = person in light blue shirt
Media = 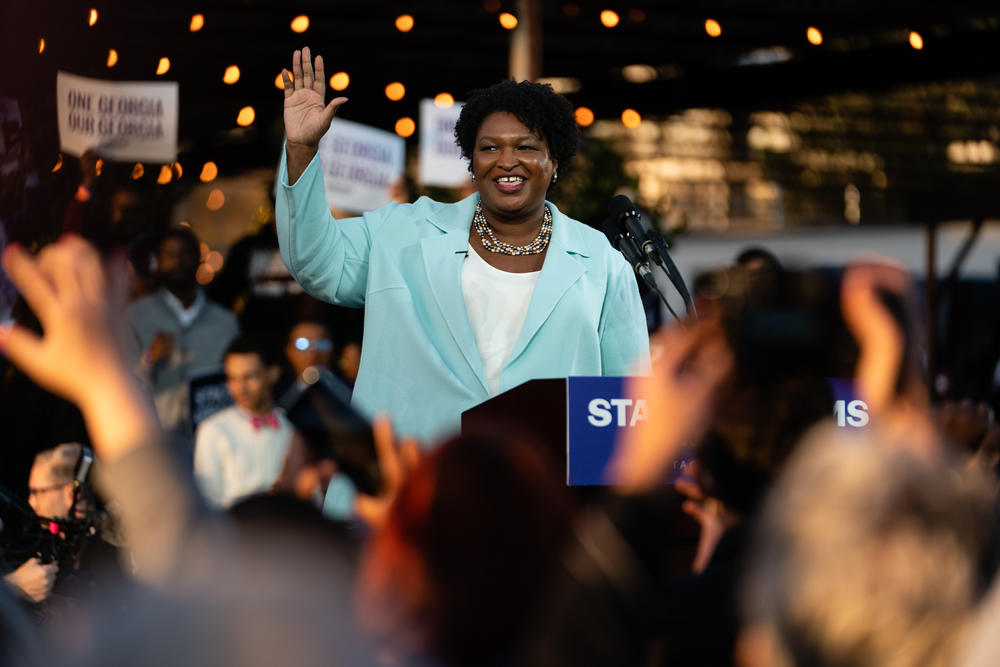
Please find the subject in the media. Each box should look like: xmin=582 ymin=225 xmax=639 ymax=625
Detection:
xmin=276 ymin=47 xmax=649 ymax=446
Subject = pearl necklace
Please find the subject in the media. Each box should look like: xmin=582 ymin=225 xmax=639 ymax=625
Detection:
xmin=472 ymin=202 xmax=553 ymax=256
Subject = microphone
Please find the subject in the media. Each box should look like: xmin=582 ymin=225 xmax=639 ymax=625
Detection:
xmin=600 ymin=217 xmax=654 ymax=284
xmin=608 ymin=195 xmax=695 ymax=316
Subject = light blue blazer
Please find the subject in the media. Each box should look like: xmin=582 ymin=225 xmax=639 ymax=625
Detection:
xmin=276 ymin=148 xmax=650 ymax=444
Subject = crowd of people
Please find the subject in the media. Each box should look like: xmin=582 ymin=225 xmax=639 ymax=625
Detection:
xmin=0 ymin=47 xmax=999 ymax=666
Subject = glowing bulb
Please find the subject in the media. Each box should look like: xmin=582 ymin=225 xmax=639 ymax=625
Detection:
xmin=38 ymin=38 xmax=45 ymax=54
xmin=51 ymin=154 xmax=63 ymax=173
xmin=89 ymin=9 xmax=98 ymax=26
xmin=131 ymin=163 xmax=145 ymax=179
xmin=434 ymin=93 xmax=454 ymax=108
xmin=275 ymin=73 xmax=287 ymax=89
xmin=200 ymin=161 xmax=218 ymax=182
xmin=395 ymin=117 xmax=416 ymax=138
xmin=329 ymin=72 xmax=349 ymax=91
xmin=807 ymin=26 xmax=823 ymax=45
xmin=621 ymin=109 xmax=641 ymax=128
xmin=499 ymin=13 xmax=518 ymax=30
xmin=575 ymin=107 xmax=595 ymax=127
xmin=909 ymin=31 xmax=923 ymax=50
xmin=157 ymin=165 xmax=173 ymax=184
xmin=705 ymin=19 xmax=722 ymax=37
xmin=600 ymin=10 xmax=620 ymax=28
xmin=190 ymin=14 xmax=204 ymax=32
xmin=156 ymin=58 xmax=171 ymax=75
xmin=291 ymin=15 xmax=309 ymax=33
xmin=106 ymin=49 xmax=118 ymax=67
xmin=236 ymin=106 xmax=255 ymax=126
xmin=206 ymin=189 xmax=225 ymax=210
xmin=395 ymin=14 xmax=414 ymax=32
xmin=95 ymin=159 xmax=103 ymax=176
xmin=171 ymin=162 xmax=182 ymax=178
xmin=385 ymin=82 xmax=405 ymax=101
xmin=223 ymin=65 xmax=240 ymax=84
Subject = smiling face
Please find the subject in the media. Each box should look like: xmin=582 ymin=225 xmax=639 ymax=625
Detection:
xmin=472 ymin=111 xmax=556 ymax=227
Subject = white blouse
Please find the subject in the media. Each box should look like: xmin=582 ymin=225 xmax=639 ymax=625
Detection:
xmin=461 ymin=244 xmax=541 ymax=396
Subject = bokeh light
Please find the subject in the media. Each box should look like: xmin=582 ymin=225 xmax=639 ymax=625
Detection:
xmin=236 ymin=106 xmax=255 ymax=126
xmin=807 ymin=26 xmax=823 ymax=45
xmin=196 ymin=264 xmax=215 ymax=285
xmin=131 ymin=163 xmax=145 ymax=179
xmin=107 ymin=49 xmax=118 ymax=68
xmin=51 ymin=154 xmax=63 ymax=173
xmin=38 ymin=39 xmax=45 ymax=54
xmin=156 ymin=58 xmax=171 ymax=75
xmin=575 ymin=107 xmax=595 ymax=127
xmin=200 ymin=161 xmax=218 ymax=182
xmin=600 ymin=10 xmax=620 ymax=28
xmin=909 ymin=31 xmax=924 ymax=50
xmin=621 ymin=109 xmax=642 ymax=128
xmin=190 ymin=14 xmax=204 ymax=31
xmin=385 ymin=82 xmax=405 ymax=101
xmin=395 ymin=117 xmax=416 ymax=138
xmin=291 ymin=15 xmax=309 ymax=33
xmin=223 ymin=65 xmax=240 ymax=84
xmin=157 ymin=165 xmax=173 ymax=184
xmin=89 ymin=9 xmax=98 ymax=26
xmin=330 ymin=72 xmax=349 ymax=91
xmin=434 ymin=93 xmax=454 ymax=108
xmin=206 ymin=188 xmax=225 ymax=210
xmin=499 ymin=13 xmax=518 ymax=30
xmin=705 ymin=19 xmax=722 ymax=37
xmin=395 ymin=15 xmax=414 ymax=32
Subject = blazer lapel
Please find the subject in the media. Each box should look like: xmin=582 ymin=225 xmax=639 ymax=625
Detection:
xmin=419 ymin=194 xmax=490 ymax=393
xmin=508 ymin=203 xmax=589 ymax=365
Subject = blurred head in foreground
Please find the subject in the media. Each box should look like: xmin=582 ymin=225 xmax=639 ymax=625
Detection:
xmin=356 ymin=429 xmax=572 ymax=665
xmin=743 ymin=424 xmax=996 ymax=667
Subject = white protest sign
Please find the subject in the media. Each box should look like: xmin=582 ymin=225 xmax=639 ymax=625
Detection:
xmin=317 ymin=118 xmax=405 ymax=213
xmin=56 ymin=71 xmax=178 ymax=162
xmin=418 ymin=98 xmax=468 ymax=187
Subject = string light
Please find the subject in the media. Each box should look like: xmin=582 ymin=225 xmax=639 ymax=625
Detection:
xmin=156 ymin=58 xmax=171 ymax=75
xmin=38 ymin=38 xmax=45 ymax=54
xmin=807 ymin=26 xmax=823 ymax=45
xmin=171 ymin=162 xmax=182 ymax=178
xmin=395 ymin=15 xmax=414 ymax=32
xmin=395 ymin=117 xmax=416 ymax=138
xmin=131 ymin=163 xmax=145 ymax=179
xmin=236 ymin=106 xmax=255 ymax=126
xmin=600 ymin=10 xmax=620 ymax=28
xmin=107 ymin=49 xmax=118 ymax=67
xmin=157 ymin=165 xmax=173 ymax=184
xmin=291 ymin=15 xmax=309 ymax=33
xmin=223 ymin=65 xmax=240 ymax=84
xmin=89 ymin=9 xmax=98 ymax=26
xmin=621 ymin=109 xmax=642 ymax=128
xmin=51 ymin=154 xmax=63 ymax=173
xmin=499 ymin=13 xmax=518 ymax=30
xmin=909 ymin=31 xmax=924 ymax=50
xmin=206 ymin=189 xmax=225 ymax=210
xmin=330 ymin=72 xmax=349 ymax=91
xmin=385 ymin=82 xmax=405 ymax=101
xmin=575 ymin=107 xmax=595 ymax=127
xmin=190 ymin=14 xmax=204 ymax=31
xmin=275 ymin=73 xmax=287 ymax=89
xmin=705 ymin=19 xmax=722 ymax=37
xmin=434 ymin=93 xmax=454 ymax=108
xmin=200 ymin=161 xmax=218 ymax=182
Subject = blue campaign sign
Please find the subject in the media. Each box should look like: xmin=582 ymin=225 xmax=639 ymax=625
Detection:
xmin=828 ymin=378 xmax=870 ymax=428
xmin=567 ymin=376 xmax=647 ymax=485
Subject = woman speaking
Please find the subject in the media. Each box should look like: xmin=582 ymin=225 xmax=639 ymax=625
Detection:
xmin=276 ymin=47 xmax=649 ymax=444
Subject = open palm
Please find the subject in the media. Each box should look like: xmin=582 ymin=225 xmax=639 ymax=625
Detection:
xmin=282 ymin=47 xmax=347 ymax=146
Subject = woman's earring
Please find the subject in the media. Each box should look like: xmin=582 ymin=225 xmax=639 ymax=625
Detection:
xmin=471 ymin=174 xmax=477 ymax=183
xmin=551 ymin=170 xmax=558 ymax=184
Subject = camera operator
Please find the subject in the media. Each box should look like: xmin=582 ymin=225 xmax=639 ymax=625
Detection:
xmin=3 ymin=443 xmax=121 ymax=611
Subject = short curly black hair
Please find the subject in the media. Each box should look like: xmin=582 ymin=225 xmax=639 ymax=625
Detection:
xmin=454 ymin=80 xmax=579 ymax=181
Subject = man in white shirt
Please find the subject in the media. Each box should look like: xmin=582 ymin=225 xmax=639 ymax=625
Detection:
xmin=194 ymin=336 xmax=292 ymax=508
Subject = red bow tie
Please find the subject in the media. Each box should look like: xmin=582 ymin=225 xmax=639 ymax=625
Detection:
xmin=251 ymin=412 xmax=280 ymax=431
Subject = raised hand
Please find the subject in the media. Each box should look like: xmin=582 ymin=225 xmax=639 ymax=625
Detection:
xmin=282 ymin=47 xmax=347 ymax=148
xmin=4 ymin=558 xmax=58 ymax=603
